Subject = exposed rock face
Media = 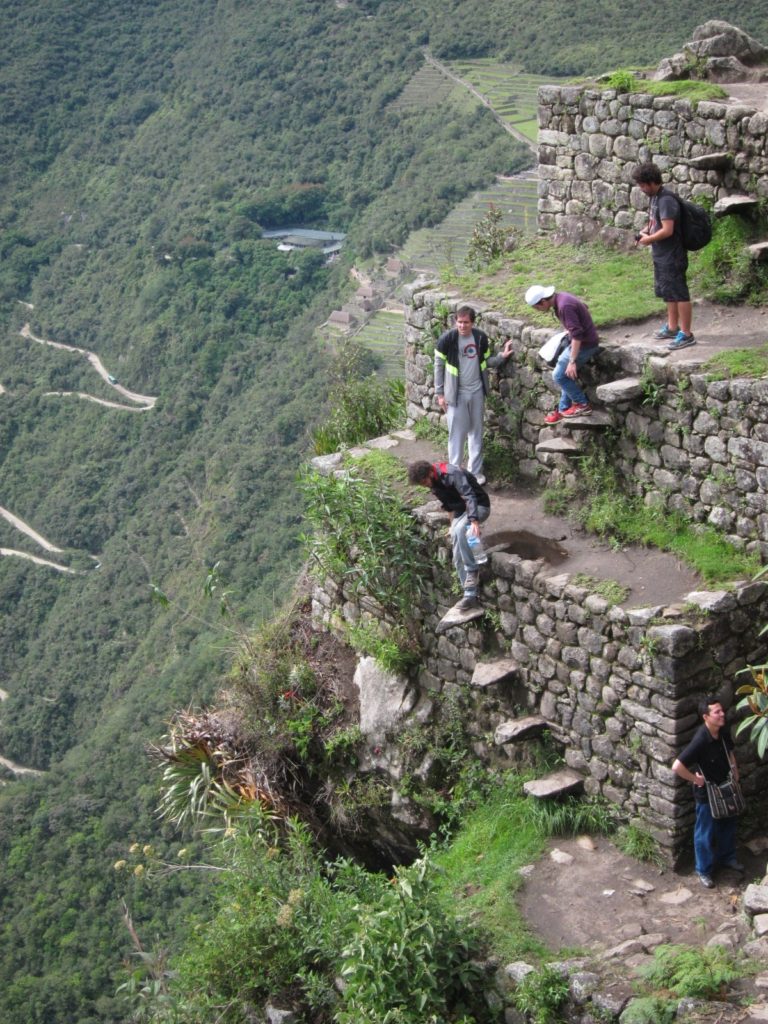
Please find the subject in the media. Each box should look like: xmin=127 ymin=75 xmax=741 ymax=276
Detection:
xmin=690 ymin=20 xmax=768 ymax=64
xmin=354 ymin=656 xmax=416 ymax=744
xmin=654 ymin=20 xmax=768 ymax=82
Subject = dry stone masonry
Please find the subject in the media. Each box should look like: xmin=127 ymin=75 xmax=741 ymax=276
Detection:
xmin=536 ymin=22 xmax=768 ymax=246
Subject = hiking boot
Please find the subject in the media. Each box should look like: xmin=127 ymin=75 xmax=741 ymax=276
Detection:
xmin=668 ymin=330 xmax=695 ymax=351
xmin=545 ymin=408 xmax=568 ymax=423
xmin=457 ymin=594 xmax=480 ymax=611
xmin=697 ymin=872 xmax=715 ymax=889
xmin=654 ymin=323 xmax=677 ymax=340
xmin=463 ymin=570 xmax=480 ymax=590
xmin=561 ymin=402 xmax=592 ymax=417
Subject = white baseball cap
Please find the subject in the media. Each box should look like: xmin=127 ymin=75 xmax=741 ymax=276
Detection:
xmin=525 ymin=284 xmax=555 ymax=306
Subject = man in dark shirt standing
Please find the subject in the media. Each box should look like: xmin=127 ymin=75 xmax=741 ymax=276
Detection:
xmin=408 ymin=460 xmax=490 ymax=611
xmin=672 ymin=696 xmax=743 ymax=888
xmin=632 ymin=161 xmax=694 ymax=351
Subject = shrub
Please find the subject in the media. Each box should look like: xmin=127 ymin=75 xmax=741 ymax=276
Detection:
xmin=335 ymin=856 xmax=486 ymax=1024
xmin=312 ymin=338 xmax=404 ymax=455
xmin=300 ymin=455 xmax=431 ymax=618
xmin=512 ymin=965 xmax=569 ymax=1024
xmin=640 ymin=944 xmax=740 ymax=999
xmin=620 ymin=996 xmax=676 ymax=1024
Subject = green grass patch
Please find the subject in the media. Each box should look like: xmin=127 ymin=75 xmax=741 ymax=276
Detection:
xmin=571 ymin=574 xmax=630 ymax=607
xmin=543 ymin=454 xmax=760 ymax=586
xmin=412 ymin=417 xmax=446 ymax=445
xmin=442 ymin=237 xmax=662 ymax=326
xmin=703 ymin=343 xmax=768 ymax=380
xmin=601 ymin=69 xmax=727 ymax=104
xmin=432 ymin=777 xmax=549 ymax=963
xmin=615 ymin=824 xmax=665 ymax=867
xmin=432 ymin=776 xmax=616 ymax=963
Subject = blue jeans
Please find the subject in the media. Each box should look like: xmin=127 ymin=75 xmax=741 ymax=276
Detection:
xmin=553 ymin=345 xmax=596 ymax=410
xmin=693 ymin=800 xmax=737 ymax=876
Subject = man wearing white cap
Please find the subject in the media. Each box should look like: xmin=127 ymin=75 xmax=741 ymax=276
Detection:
xmin=525 ymin=285 xmax=599 ymax=423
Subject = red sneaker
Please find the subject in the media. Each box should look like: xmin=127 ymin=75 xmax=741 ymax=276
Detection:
xmin=544 ymin=408 xmax=568 ymax=423
xmin=561 ymin=402 xmax=592 ymax=417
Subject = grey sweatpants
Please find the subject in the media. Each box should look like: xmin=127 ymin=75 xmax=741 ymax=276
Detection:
xmin=447 ymin=390 xmax=484 ymax=477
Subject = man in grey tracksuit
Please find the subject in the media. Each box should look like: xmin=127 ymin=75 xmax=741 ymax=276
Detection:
xmin=434 ymin=305 xmax=513 ymax=486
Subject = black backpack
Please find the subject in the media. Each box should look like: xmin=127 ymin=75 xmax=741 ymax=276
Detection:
xmin=671 ymin=191 xmax=713 ymax=251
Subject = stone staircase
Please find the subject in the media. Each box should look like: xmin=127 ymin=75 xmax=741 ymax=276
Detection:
xmin=469 ymin=657 xmax=586 ymax=800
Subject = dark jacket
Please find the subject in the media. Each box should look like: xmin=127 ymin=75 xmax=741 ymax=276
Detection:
xmin=430 ymin=462 xmax=489 ymax=522
xmin=434 ymin=327 xmax=510 ymax=406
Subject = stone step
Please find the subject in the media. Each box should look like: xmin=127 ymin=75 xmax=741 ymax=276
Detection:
xmin=595 ymin=377 xmax=643 ymax=404
xmin=494 ymin=715 xmax=548 ymax=745
xmin=714 ymin=194 xmax=758 ymax=217
xmin=436 ymin=600 xmax=485 ymax=633
xmin=560 ymin=410 xmax=613 ymax=430
xmin=748 ymin=241 xmax=768 ymax=262
xmin=536 ymin=438 xmax=583 ymax=456
xmin=687 ymin=152 xmax=733 ymax=172
xmin=523 ymin=768 xmax=584 ymax=800
xmin=471 ymin=657 xmax=519 ymax=689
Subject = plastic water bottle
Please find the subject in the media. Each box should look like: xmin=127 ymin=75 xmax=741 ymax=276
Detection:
xmin=466 ymin=526 xmax=488 ymax=565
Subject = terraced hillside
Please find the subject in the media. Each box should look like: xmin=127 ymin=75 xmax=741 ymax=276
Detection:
xmin=387 ymin=63 xmax=460 ymax=111
xmin=447 ymin=60 xmax=559 ymax=142
xmin=350 ymin=309 xmax=406 ymax=379
xmin=398 ymin=170 xmax=539 ymax=274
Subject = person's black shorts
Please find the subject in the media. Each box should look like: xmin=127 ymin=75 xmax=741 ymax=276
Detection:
xmin=653 ymin=256 xmax=690 ymax=302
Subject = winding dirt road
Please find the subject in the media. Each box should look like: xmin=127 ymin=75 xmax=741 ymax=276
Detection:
xmin=20 ymin=322 xmax=157 ymax=409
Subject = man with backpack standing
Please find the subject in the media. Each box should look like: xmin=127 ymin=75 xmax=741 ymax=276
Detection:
xmin=632 ymin=161 xmax=695 ymax=351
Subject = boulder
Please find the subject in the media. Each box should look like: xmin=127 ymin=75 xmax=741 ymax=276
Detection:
xmin=354 ymin=656 xmax=417 ymax=743
xmin=689 ymin=20 xmax=768 ymax=65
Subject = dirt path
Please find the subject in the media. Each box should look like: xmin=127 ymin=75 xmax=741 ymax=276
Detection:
xmin=422 ymin=50 xmax=536 ymax=153
xmin=0 ymin=504 xmax=65 ymax=554
xmin=599 ymin=299 xmax=768 ymax=358
xmin=519 ymin=834 xmax=767 ymax=953
xmin=43 ymin=390 xmax=152 ymax=412
xmin=386 ymin=434 xmax=701 ymax=608
xmin=0 ymin=689 xmax=46 ymax=778
xmin=0 ymin=547 xmax=81 ymax=574
xmin=20 ymin=322 xmax=157 ymax=409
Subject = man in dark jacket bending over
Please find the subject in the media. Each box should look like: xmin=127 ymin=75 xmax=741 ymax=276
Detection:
xmin=408 ymin=460 xmax=490 ymax=610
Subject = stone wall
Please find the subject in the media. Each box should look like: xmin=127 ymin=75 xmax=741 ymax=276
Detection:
xmin=304 ymin=282 xmax=768 ymax=861
xmin=405 ymin=283 xmax=768 ymax=556
xmin=535 ymin=84 xmax=768 ymax=244
xmin=310 ymin=472 xmax=768 ymax=860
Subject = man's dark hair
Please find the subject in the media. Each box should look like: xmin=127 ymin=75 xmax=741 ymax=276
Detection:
xmin=455 ymin=305 xmax=476 ymax=322
xmin=632 ymin=162 xmax=663 ymax=186
xmin=408 ymin=460 xmax=434 ymax=485
xmin=698 ymin=695 xmax=723 ymax=718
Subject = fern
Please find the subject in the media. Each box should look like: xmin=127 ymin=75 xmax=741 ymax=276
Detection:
xmin=640 ymin=944 xmax=740 ymax=999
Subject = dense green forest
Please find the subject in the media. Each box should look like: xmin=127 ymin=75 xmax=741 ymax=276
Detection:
xmin=1 ymin=1 xmax=767 ymax=1022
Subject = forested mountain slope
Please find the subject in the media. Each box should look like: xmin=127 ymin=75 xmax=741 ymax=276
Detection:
xmin=0 ymin=2 xmax=766 ymax=1022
